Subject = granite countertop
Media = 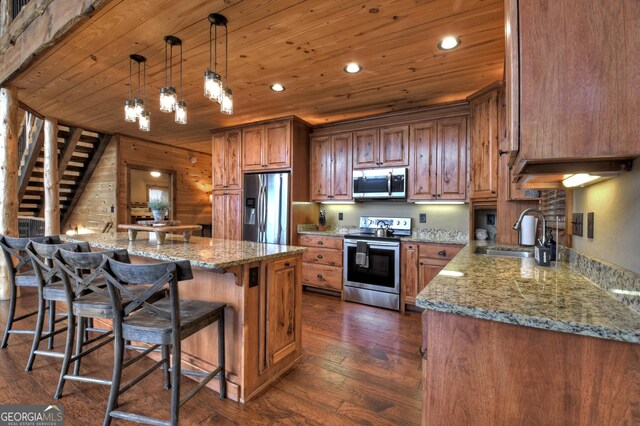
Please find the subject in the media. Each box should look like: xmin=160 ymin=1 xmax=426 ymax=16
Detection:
xmin=63 ymin=233 xmax=306 ymax=271
xmin=415 ymin=242 xmax=640 ymax=343
xmin=297 ymin=226 xmax=468 ymax=245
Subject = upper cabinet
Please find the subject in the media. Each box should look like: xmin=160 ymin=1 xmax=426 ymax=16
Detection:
xmin=310 ymin=133 xmax=353 ymax=202
xmin=408 ymin=117 xmax=467 ymax=202
xmin=212 ymin=129 xmax=242 ymax=191
xmin=353 ymin=126 xmax=409 ymax=169
xmin=242 ymin=119 xmax=292 ymax=171
xmin=506 ymin=0 xmax=640 ymax=174
xmin=468 ymin=83 xmax=500 ymax=199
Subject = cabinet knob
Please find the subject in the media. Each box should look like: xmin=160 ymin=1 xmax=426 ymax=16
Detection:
xmin=317 ymin=274 xmax=323 ymax=279
xmin=432 ymin=194 xmax=436 ymax=198
xmin=499 ymin=149 xmax=509 ymax=156
xmin=317 ymin=241 xmax=323 ymax=245
xmin=437 ymin=250 xmax=447 ymax=257
xmin=317 ymin=254 xmax=323 ymax=259
xmin=284 ymin=262 xmax=290 ymax=267
xmin=419 ymin=262 xmax=424 ymax=266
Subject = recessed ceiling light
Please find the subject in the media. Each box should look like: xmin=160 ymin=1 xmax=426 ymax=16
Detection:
xmin=438 ymin=36 xmax=461 ymax=50
xmin=270 ymin=83 xmax=286 ymax=92
xmin=150 ymin=171 xmax=161 ymax=178
xmin=344 ymin=62 xmax=362 ymax=74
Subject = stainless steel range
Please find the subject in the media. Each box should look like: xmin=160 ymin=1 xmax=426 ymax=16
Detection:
xmin=343 ymin=216 xmax=412 ymax=311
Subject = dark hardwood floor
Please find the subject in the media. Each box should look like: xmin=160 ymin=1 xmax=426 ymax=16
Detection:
xmin=0 ymin=288 xmax=423 ymax=425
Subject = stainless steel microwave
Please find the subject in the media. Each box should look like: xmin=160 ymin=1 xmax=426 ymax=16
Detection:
xmin=352 ymin=168 xmax=407 ymax=200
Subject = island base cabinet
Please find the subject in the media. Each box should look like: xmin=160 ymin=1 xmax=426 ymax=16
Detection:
xmin=422 ymin=310 xmax=640 ymax=425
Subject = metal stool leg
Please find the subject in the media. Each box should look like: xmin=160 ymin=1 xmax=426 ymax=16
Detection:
xmin=1 ymin=282 xmax=17 ymax=348
xmin=25 ymin=290 xmax=46 ymax=372
xmin=161 ymin=344 xmax=171 ymax=390
xmin=73 ymin=317 xmax=86 ymax=376
xmin=218 ymin=315 xmax=226 ymax=399
xmin=54 ymin=305 xmax=75 ymax=399
xmin=103 ymin=328 xmax=124 ymax=426
xmin=47 ymin=300 xmax=56 ymax=350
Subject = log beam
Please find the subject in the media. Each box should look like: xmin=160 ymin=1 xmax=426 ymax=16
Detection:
xmin=0 ymin=86 xmax=19 ymax=300
xmin=0 ymin=0 xmax=11 ymax=37
xmin=44 ymin=117 xmax=59 ymax=235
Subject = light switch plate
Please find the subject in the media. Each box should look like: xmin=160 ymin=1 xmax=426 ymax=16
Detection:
xmin=419 ymin=213 xmax=427 ymax=223
xmin=338 ymin=212 xmax=343 ymax=221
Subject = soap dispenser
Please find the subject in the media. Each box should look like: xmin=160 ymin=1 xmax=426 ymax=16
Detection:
xmin=545 ymin=228 xmax=557 ymax=261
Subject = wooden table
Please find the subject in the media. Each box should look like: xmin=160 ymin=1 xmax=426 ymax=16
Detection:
xmin=118 ymin=224 xmax=202 ymax=245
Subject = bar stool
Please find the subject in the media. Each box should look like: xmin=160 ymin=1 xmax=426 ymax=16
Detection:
xmin=101 ymin=257 xmax=226 ymax=426
xmin=0 ymin=235 xmax=61 ymax=349
xmin=53 ymin=248 xmax=169 ymax=400
xmin=24 ymin=241 xmax=89 ymax=371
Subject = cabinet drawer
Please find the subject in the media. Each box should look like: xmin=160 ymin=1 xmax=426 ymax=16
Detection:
xmin=302 ymin=263 xmax=342 ymax=291
xmin=299 ymin=235 xmax=343 ymax=250
xmin=302 ymin=247 xmax=343 ymax=267
xmin=418 ymin=243 xmax=463 ymax=260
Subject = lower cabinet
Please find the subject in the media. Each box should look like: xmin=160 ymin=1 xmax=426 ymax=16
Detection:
xmin=299 ymin=234 xmax=343 ymax=293
xmin=401 ymin=242 xmax=463 ymax=310
xmin=212 ymin=190 xmax=242 ymax=240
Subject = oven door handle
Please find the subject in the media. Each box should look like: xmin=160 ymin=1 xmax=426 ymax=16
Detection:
xmin=345 ymin=240 xmax=399 ymax=247
xmin=387 ymin=171 xmax=392 ymax=195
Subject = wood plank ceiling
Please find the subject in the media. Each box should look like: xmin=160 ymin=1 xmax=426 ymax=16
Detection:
xmin=11 ymin=0 xmax=504 ymax=154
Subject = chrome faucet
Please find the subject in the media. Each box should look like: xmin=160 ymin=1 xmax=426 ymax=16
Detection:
xmin=513 ymin=208 xmax=547 ymax=246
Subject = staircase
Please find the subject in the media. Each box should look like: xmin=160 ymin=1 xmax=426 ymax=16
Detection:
xmin=17 ymin=111 xmax=111 ymax=229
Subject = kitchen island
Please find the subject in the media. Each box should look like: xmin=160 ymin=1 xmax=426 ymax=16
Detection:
xmin=417 ymin=242 xmax=640 ymax=425
xmin=63 ymin=232 xmax=306 ymax=403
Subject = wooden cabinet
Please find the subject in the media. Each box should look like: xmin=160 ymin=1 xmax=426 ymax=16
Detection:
xmin=353 ymin=126 xmax=409 ymax=169
xmin=310 ymin=133 xmax=352 ymax=202
xmin=212 ymin=130 xmax=242 ymax=191
xmin=506 ymin=0 xmax=640 ymax=173
xmin=408 ymin=117 xmax=467 ymax=201
xmin=401 ymin=242 xmax=463 ymax=310
xmin=299 ymin=234 xmax=343 ymax=293
xmin=264 ymin=256 xmax=300 ymax=366
xmin=242 ymin=120 xmax=291 ymax=171
xmin=468 ymin=84 xmax=499 ymax=199
xmin=212 ymin=190 xmax=242 ymax=240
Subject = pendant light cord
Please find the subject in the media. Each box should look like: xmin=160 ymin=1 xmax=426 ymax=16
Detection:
xmin=143 ymin=60 xmax=147 ymax=103
xmin=164 ymin=41 xmax=168 ymax=87
xmin=209 ymin=23 xmax=213 ymax=70
xmin=137 ymin=60 xmax=141 ymax=99
xmin=224 ymin=23 xmax=228 ymax=88
xmin=179 ymin=43 xmax=183 ymax=98
xmin=129 ymin=57 xmax=133 ymax=100
xmin=169 ymin=44 xmax=173 ymax=88
xmin=214 ymin=24 xmax=218 ymax=73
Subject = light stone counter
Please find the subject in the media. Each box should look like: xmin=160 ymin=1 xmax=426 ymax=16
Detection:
xmin=63 ymin=232 xmax=306 ymax=271
xmin=416 ymin=242 xmax=640 ymax=343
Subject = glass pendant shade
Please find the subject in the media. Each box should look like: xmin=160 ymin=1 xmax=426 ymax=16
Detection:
xmin=124 ymin=100 xmax=136 ymax=122
xmin=221 ymin=88 xmax=233 ymax=115
xmin=204 ymin=70 xmax=223 ymax=103
xmin=175 ymin=100 xmax=187 ymax=125
xmin=133 ymin=98 xmax=145 ymax=118
xmin=139 ymin=111 xmax=151 ymax=131
xmin=160 ymin=87 xmax=177 ymax=112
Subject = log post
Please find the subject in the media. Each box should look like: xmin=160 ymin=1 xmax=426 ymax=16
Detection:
xmin=0 ymin=86 xmax=19 ymax=300
xmin=44 ymin=117 xmax=60 ymax=235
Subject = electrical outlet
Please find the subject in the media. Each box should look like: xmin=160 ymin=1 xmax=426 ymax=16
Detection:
xmin=110 ymin=205 xmax=115 ymax=213
xmin=487 ymin=214 xmax=495 ymax=225
xmin=338 ymin=212 xmax=344 ymax=221
xmin=419 ymin=213 xmax=427 ymax=223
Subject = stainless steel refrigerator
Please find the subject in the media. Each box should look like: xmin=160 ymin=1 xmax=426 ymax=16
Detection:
xmin=243 ymin=172 xmax=290 ymax=244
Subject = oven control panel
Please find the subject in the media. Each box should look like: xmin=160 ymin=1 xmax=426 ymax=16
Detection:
xmin=358 ymin=216 xmax=412 ymax=235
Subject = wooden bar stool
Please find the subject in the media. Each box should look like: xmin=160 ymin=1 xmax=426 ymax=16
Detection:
xmin=53 ymin=248 xmax=169 ymax=399
xmin=24 ymin=241 xmax=88 ymax=371
xmin=101 ymin=258 xmax=226 ymax=426
xmin=0 ymin=235 xmax=61 ymax=349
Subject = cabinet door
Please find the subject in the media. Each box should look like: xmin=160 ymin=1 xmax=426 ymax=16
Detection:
xmin=469 ymin=90 xmax=499 ymax=199
xmin=264 ymin=121 xmax=291 ymax=169
xmin=310 ymin=136 xmax=332 ymax=201
xmin=226 ymin=191 xmax=243 ymax=240
xmin=437 ymin=117 xmax=467 ymax=200
xmin=242 ymin=125 xmax=264 ymax=171
xmin=212 ymin=133 xmax=226 ymax=190
xmin=408 ymin=122 xmax=438 ymax=201
xmin=401 ymin=243 xmax=419 ymax=306
xmin=353 ymin=129 xmax=379 ymax=169
xmin=331 ymin=133 xmax=353 ymax=200
xmin=265 ymin=257 xmax=300 ymax=366
xmin=225 ymin=130 xmax=242 ymax=190
xmin=379 ymin=125 xmax=409 ymax=167
xmin=418 ymin=257 xmax=449 ymax=294
xmin=211 ymin=192 xmax=226 ymax=239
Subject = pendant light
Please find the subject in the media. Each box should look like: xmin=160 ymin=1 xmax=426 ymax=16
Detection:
xmin=205 ymin=13 xmax=226 ymax=103
xmin=220 ymin=18 xmax=233 ymax=115
xmin=138 ymin=56 xmax=150 ymax=132
xmin=174 ymin=38 xmax=187 ymax=124
xmin=160 ymin=36 xmax=181 ymax=113
xmin=124 ymin=57 xmax=136 ymax=122
xmin=124 ymin=54 xmax=150 ymax=131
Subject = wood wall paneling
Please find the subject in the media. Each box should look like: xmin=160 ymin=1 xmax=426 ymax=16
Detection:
xmin=117 ymin=136 xmax=212 ymax=226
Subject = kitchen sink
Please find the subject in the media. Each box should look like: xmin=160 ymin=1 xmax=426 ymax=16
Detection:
xmin=474 ymin=246 xmax=534 ymax=258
